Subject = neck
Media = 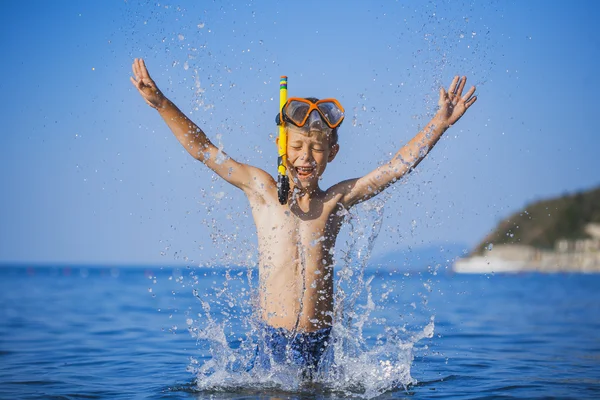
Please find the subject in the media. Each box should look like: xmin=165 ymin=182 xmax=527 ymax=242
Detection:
xmin=289 ymin=181 xmax=321 ymax=200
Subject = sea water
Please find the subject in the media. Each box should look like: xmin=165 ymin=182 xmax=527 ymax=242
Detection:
xmin=1 ymin=265 xmax=600 ymax=398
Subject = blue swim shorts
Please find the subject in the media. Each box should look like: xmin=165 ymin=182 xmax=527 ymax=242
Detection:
xmin=248 ymin=325 xmax=332 ymax=378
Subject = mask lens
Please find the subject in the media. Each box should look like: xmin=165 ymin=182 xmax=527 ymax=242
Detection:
xmin=285 ymin=100 xmax=311 ymax=126
xmin=317 ymin=102 xmax=344 ymax=127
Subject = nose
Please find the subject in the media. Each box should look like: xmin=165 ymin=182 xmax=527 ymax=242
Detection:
xmin=300 ymin=148 xmax=314 ymax=162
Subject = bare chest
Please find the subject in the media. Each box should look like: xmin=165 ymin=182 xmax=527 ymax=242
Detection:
xmin=250 ymin=197 xmax=344 ymax=264
xmin=266 ymin=200 xmax=342 ymax=237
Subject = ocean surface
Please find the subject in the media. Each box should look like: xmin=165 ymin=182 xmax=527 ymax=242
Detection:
xmin=1 ymin=265 xmax=599 ymax=399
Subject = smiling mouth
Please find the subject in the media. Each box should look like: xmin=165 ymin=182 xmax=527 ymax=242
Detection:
xmin=295 ymin=166 xmax=315 ymax=179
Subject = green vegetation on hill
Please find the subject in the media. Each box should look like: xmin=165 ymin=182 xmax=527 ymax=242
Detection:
xmin=474 ymin=186 xmax=600 ymax=254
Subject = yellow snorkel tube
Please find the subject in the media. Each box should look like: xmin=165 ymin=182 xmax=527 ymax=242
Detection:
xmin=277 ymin=76 xmax=289 ymax=204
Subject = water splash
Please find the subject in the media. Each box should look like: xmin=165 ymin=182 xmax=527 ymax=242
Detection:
xmin=186 ymin=200 xmax=435 ymax=398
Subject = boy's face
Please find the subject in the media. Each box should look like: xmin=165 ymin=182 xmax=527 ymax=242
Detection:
xmin=284 ymin=123 xmax=339 ymax=189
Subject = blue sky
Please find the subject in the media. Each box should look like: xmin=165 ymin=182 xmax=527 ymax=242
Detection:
xmin=1 ymin=1 xmax=599 ymax=266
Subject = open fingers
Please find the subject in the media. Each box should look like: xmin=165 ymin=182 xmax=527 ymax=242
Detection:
xmin=455 ymin=76 xmax=467 ymax=97
xmin=131 ymin=58 xmax=155 ymax=88
xmin=131 ymin=58 xmax=140 ymax=81
xmin=462 ymin=85 xmax=476 ymax=103
xmin=438 ymin=87 xmax=445 ymax=107
xmin=465 ymin=95 xmax=477 ymax=108
xmin=135 ymin=58 xmax=144 ymax=78
xmin=130 ymin=76 xmax=143 ymax=90
xmin=448 ymin=76 xmax=459 ymax=95
xmin=139 ymin=58 xmax=151 ymax=80
xmin=438 ymin=87 xmax=451 ymax=107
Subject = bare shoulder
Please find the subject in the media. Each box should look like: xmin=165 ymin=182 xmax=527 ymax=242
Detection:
xmin=325 ymin=178 xmax=361 ymax=208
xmin=239 ymin=164 xmax=278 ymax=202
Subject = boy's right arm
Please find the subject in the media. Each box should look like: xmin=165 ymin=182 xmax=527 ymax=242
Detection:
xmin=130 ymin=58 xmax=273 ymax=195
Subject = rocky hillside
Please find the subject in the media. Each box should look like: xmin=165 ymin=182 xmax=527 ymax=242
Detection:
xmin=473 ymin=186 xmax=600 ymax=254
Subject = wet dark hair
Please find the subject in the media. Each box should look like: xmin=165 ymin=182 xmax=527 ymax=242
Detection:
xmin=304 ymin=97 xmax=339 ymax=147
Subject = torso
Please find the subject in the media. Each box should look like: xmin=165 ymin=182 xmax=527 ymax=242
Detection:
xmin=246 ymin=180 xmax=346 ymax=333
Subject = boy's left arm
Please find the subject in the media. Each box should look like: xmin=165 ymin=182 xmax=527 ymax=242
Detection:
xmin=335 ymin=76 xmax=477 ymax=208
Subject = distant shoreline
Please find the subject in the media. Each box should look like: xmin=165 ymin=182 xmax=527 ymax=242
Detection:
xmin=454 ymin=243 xmax=600 ymax=274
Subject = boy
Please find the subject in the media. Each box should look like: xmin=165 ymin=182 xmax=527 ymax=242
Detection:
xmin=130 ymin=58 xmax=477 ymax=374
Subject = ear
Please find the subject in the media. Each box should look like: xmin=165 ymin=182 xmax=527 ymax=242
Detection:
xmin=328 ymin=143 xmax=339 ymax=162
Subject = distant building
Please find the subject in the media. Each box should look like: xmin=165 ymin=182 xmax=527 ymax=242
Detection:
xmin=585 ymin=223 xmax=600 ymax=240
xmin=455 ymin=223 xmax=600 ymax=273
xmin=555 ymin=223 xmax=600 ymax=253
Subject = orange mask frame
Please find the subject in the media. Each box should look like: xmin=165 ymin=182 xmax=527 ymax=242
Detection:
xmin=281 ymin=97 xmax=345 ymax=129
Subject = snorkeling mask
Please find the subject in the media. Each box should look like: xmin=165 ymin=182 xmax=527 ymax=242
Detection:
xmin=276 ymin=98 xmax=345 ymax=130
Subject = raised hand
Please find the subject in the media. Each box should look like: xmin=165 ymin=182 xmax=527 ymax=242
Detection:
xmin=436 ymin=76 xmax=477 ymax=127
xmin=130 ymin=58 xmax=166 ymax=109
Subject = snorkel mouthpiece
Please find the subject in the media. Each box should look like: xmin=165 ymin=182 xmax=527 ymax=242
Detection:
xmin=277 ymin=173 xmax=290 ymax=204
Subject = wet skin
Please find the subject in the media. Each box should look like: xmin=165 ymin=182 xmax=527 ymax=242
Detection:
xmin=130 ymin=57 xmax=477 ymax=332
